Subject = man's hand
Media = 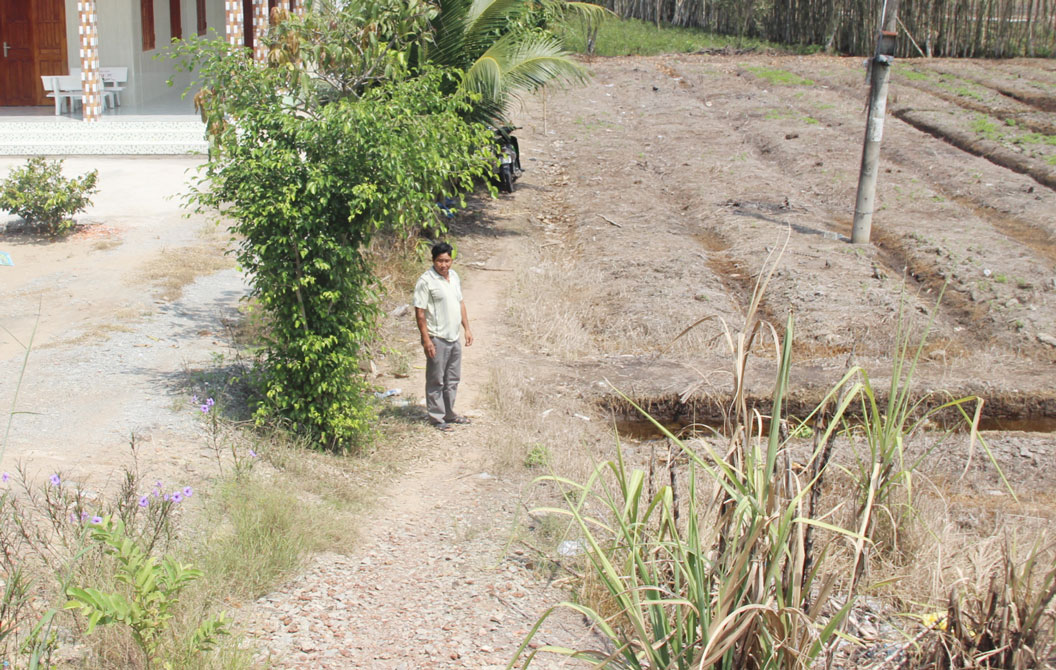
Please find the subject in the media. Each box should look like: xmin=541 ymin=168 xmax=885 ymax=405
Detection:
xmin=415 ymin=307 xmax=435 ymax=359
xmin=461 ymin=302 xmax=473 ymax=347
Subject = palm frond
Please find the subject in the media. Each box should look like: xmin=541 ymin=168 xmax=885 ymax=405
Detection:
xmin=550 ymin=1 xmax=615 ymax=23
xmin=465 ymin=0 xmax=531 ymax=65
xmin=461 ymin=53 xmax=505 ymax=103
xmin=462 ymin=32 xmax=588 ymax=121
xmin=500 ymin=33 xmax=590 ymax=91
xmin=433 ymin=0 xmax=527 ymax=70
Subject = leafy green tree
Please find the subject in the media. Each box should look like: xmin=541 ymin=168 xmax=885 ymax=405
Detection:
xmin=174 ymin=11 xmax=494 ymax=449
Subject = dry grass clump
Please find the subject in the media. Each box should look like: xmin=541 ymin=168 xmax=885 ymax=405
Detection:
xmin=133 ymin=244 xmax=234 ymax=302
xmin=927 ymin=539 xmax=1056 ymax=670
xmin=506 ymin=246 xmax=601 ymax=359
xmin=481 ymin=361 xmax=600 ymax=481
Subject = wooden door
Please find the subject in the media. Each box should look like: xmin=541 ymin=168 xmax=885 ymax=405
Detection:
xmin=0 ymin=0 xmax=68 ymax=106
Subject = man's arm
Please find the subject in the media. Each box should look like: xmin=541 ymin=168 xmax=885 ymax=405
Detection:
xmin=415 ymin=307 xmax=436 ymax=359
xmin=461 ymin=302 xmax=473 ymax=346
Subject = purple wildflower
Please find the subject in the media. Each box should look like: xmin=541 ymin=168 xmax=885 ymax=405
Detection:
xmin=163 ymin=493 xmax=171 ymax=502
xmin=154 ymin=488 xmax=161 ymax=497
xmin=154 ymin=480 xmax=162 ymax=488
xmin=192 ymin=395 xmax=199 ymax=404
xmin=80 ymin=512 xmax=88 ymax=521
xmin=1 ymin=472 xmax=9 ymax=483
xmin=206 ymin=397 xmax=215 ymax=407
xmin=91 ymin=516 xmax=103 ymax=525
xmin=183 ymin=486 xmax=193 ymax=497
xmin=171 ymin=492 xmax=183 ymax=503
xmin=249 ymin=449 xmax=258 ymax=458
xmin=200 ymin=404 xmax=210 ymax=413
xmin=139 ymin=496 xmax=149 ymax=508
xmin=49 ymin=474 xmax=61 ymax=486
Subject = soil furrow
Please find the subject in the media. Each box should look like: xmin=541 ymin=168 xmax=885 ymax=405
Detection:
xmin=894 ymin=108 xmax=1056 ymax=191
xmin=925 ymin=63 xmax=1056 ymax=112
xmin=898 ymin=78 xmax=1056 ymax=135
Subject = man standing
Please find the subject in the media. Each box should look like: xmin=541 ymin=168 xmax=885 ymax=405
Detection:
xmin=414 ymin=242 xmax=474 ymax=431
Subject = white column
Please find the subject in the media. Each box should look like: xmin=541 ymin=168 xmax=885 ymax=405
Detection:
xmin=78 ymin=0 xmax=103 ymax=122
xmin=225 ymin=0 xmax=244 ymax=47
xmin=253 ymin=0 xmax=268 ymax=62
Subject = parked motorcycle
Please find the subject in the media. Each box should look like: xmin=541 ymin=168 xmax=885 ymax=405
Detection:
xmin=492 ymin=125 xmax=522 ymax=193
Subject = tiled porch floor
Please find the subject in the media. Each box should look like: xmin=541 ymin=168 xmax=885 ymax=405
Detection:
xmin=0 ymin=101 xmax=200 ymax=121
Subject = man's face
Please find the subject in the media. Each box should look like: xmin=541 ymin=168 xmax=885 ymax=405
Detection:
xmin=433 ymin=253 xmax=453 ymax=278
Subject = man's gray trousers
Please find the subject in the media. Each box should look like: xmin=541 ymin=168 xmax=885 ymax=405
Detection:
xmin=425 ymin=336 xmax=462 ymax=425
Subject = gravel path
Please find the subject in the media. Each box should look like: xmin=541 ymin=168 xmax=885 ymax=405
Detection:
xmin=2 ymin=156 xmax=594 ymax=669
xmin=244 ymin=433 xmax=589 ymax=669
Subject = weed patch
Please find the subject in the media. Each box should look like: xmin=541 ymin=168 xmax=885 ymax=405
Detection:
xmin=134 ymin=245 xmax=234 ymax=302
xmin=745 ymin=65 xmax=814 ymax=86
xmin=556 ymin=17 xmax=796 ymax=57
xmin=972 ymin=114 xmax=1005 ymax=142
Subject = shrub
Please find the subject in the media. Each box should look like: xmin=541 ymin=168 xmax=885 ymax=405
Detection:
xmin=64 ymin=517 xmax=228 ymax=668
xmin=0 ymin=156 xmax=98 ymax=236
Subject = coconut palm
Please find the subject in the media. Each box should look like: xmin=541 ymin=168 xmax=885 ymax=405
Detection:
xmin=427 ymin=0 xmax=610 ymax=122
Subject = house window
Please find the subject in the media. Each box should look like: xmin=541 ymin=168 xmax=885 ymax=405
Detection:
xmin=170 ymin=0 xmax=182 ymax=40
xmin=197 ymin=0 xmax=206 ymax=35
xmin=141 ymin=0 xmax=156 ymax=50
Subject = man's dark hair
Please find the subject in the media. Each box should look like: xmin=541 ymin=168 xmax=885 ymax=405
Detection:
xmin=431 ymin=242 xmax=454 ymax=259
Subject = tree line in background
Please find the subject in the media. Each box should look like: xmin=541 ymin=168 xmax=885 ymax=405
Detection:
xmin=596 ymin=0 xmax=1056 ymax=56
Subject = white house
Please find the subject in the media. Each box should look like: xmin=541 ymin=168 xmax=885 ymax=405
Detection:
xmin=0 ymin=0 xmax=302 ymax=153
xmin=0 ymin=0 xmax=302 ymax=117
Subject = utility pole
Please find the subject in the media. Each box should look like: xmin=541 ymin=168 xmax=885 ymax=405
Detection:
xmin=851 ymin=0 xmax=901 ymax=244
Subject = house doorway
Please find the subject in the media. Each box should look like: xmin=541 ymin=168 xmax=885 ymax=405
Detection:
xmin=0 ymin=0 xmax=68 ymax=106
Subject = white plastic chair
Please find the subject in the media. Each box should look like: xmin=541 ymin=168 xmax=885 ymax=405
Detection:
xmin=99 ymin=67 xmax=128 ymax=107
xmin=41 ymin=75 xmax=82 ymax=115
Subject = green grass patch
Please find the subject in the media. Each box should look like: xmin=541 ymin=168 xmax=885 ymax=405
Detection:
xmin=972 ymin=114 xmax=1005 ymax=141
xmin=936 ymin=78 xmax=988 ymax=102
xmin=1014 ymin=131 xmax=1056 ymax=146
xmin=556 ymin=17 xmax=806 ymax=57
xmin=899 ymin=67 xmax=932 ymax=81
xmin=194 ymin=471 xmax=356 ymax=601
xmin=574 ymin=116 xmax=616 ymax=132
xmin=744 ymin=65 xmax=814 ymax=86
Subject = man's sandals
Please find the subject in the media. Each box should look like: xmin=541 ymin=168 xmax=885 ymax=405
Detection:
xmin=434 ymin=416 xmax=470 ymax=432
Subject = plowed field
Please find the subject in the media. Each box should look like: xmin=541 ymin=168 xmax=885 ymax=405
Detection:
xmin=492 ymin=53 xmax=1056 ymax=432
